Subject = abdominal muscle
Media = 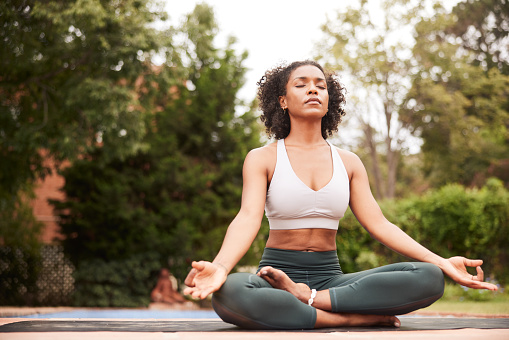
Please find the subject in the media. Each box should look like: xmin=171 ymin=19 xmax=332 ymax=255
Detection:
xmin=265 ymin=228 xmax=337 ymax=252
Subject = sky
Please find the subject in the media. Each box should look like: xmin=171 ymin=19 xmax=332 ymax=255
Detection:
xmin=161 ymin=0 xmax=460 ymax=151
xmin=162 ymin=0 xmax=351 ymax=104
xmin=162 ymin=0 xmax=460 ymax=104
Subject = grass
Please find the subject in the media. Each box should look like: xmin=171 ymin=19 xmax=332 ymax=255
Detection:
xmin=421 ymin=300 xmax=509 ymax=315
xmin=419 ymin=282 xmax=509 ymax=315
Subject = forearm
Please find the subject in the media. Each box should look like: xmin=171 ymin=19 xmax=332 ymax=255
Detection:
xmin=212 ymin=211 xmax=262 ymax=273
xmin=368 ymin=222 xmax=445 ymax=266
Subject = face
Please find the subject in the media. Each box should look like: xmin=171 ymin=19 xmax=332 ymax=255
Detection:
xmin=279 ymin=65 xmax=329 ymax=118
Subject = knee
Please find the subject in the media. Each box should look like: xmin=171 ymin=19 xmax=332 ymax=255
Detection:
xmin=214 ymin=272 xmax=260 ymax=297
xmin=213 ymin=273 xmax=250 ymax=305
xmin=212 ymin=272 xmax=270 ymax=312
xmin=211 ymin=273 xmax=273 ymax=329
xmin=419 ymin=263 xmax=445 ymax=298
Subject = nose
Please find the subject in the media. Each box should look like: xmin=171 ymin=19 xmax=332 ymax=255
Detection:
xmin=308 ymin=83 xmax=318 ymax=94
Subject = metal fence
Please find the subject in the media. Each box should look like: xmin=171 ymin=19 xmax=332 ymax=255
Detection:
xmin=0 ymin=245 xmax=74 ymax=306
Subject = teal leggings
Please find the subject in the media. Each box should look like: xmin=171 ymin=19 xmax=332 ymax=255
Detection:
xmin=212 ymin=248 xmax=444 ymax=330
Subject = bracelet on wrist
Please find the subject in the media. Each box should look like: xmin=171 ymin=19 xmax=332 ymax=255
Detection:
xmin=308 ymin=289 xmax=317 ymax=306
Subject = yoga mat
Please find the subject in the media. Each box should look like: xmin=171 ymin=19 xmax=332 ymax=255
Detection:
xmin=1 ymin=318 xmax=508 ymax=332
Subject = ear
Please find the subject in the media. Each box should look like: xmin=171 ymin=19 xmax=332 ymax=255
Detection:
xmin=279 ymin=96 xmax=287 ymax=109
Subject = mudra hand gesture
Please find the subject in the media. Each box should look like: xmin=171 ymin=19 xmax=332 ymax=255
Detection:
xmin=184 ymin=261 xmax=228 ymax=299
xmin=441 ymin=256 xmax=498 ymax=291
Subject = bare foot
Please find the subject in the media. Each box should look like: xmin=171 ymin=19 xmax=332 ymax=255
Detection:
xmin=257 ymin=266 xmax=311 ymax=303
xmin=258 ymin=266 xmax=400 ymax=329
xmin=315 ymin=310 xmax=400 ymax=328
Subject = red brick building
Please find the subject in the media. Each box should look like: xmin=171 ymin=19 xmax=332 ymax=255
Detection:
xmin=32 ymin=153 xmax=67 ymax=244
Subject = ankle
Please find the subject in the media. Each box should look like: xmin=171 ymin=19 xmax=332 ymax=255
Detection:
xmin=294 ymin=283 xmax=313 ymax=304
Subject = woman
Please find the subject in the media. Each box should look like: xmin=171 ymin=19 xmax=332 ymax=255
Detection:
xmin=184 ymin=60 xmax=497 ymax=330
xmin=151 ymin=268 xmax=186 ymax=304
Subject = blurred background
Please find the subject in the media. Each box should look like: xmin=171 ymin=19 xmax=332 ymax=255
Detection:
xmin=0 ymin=0 xmax=508 ymax=310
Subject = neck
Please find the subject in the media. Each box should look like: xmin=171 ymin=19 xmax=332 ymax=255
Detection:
xmin=285 ymin=119 xmax=326 ymax=146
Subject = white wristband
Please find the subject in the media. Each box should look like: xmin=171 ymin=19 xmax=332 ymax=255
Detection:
xmin=308 ymin=289 xmax=317 ymax=306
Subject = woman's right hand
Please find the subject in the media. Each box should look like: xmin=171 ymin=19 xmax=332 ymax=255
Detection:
xmin=183 ymin=261 xmax=228 ymax=299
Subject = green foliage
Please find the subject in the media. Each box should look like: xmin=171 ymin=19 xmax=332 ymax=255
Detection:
xmin=51 ymin=152 xmax=168 ymax=263
xmin=337 ymin=199 xmax=410 ymax=274
xmin=318 ymin=0 xmax=509 ymax=192
xmin=0 ymin=189 xmax=43 ymax=305
xmin=449 ymin=0 xmax=509 ymax=75
xmin=401 ymin=1 xmax=509 ymax=187
xmin=1 ymin=0 xmax=168 ymax=306
xmin=337 ymin=179 xmax=509 ymax=284
xmin=318 ymin=0 xmax=430 ymax=199
xmin=0 ymin=0 xmax=166 ymax=209
xmin=336 ymin=208 xmax=386 ymax=273
xmin=397 ymin=179 xmax=509 ymax=282
xmin=52 ymin=3 xmax=263 ymax=306
xmin=0 ymin=246 xmax=41 ymax=305
xmin=72 ymin=252 xmax=161 ymax=307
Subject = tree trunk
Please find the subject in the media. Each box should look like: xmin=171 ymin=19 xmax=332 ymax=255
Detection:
xmin=384 ymin=98 xmax=398 ymax=199
xmin=386 ymin=143 xmax=398 ymax=199
xmin=362 ymin=122 xmax=384 ymax=199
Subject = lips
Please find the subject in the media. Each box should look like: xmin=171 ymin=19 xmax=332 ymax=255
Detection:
xmin=305 ymin=98 xmax=321 ymax=104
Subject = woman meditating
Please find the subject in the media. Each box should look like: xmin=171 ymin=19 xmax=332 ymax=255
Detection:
xmin=183 ymin=60 xmax=497 ymax=330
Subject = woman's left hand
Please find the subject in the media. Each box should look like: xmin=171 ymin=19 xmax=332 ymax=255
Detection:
xmin=440 ymin=256 xmax=498 ymax=291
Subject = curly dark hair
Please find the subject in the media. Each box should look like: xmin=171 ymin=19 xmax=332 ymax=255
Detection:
xmin=257 ymin=60 xmax=346 ymax=140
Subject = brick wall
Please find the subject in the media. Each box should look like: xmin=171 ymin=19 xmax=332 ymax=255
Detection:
xmin=32 ymin=152 xmax=68 ymax=244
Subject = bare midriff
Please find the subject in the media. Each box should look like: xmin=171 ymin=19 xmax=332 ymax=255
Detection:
xmin=265 ymin=228 xmax=337 ymax=252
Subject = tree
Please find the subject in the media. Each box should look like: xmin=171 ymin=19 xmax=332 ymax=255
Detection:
xmin=401 ymin=1 xmax=509 ymax=186
xmin=52 ymin=4 xmax=264 ymax=306
xmin=0 ymin=0 xmax=168 ymax=306
xmin=0 ymin=0 xmax=166 ymax=221
xmin=448 ymin=0 xmax=509 ymax=75
xmin=0 ymin=190 xmax=43 ymax=305
xmin=318 ymin=0 xmax=425 ymax=199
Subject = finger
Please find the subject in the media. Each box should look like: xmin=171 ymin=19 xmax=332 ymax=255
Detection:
xmin=192 ymin=291 xmax=204 ymax=299
xmin=188 ymin=287 xmax=207 ymax=299
xmin=184 ymin=287 xmax=199 ymax=297
xmin=465 ymin=281 xmax=498 ymax=291
xmin=192 ymin=261 xmax=206 ymax=271
xmin=463 ymin=258 xmax=483 ymax=268
xmin=475 ymin=266 xmax=484 ymax=282
xmin=184 ymin=269 xmax=197 ymax=286
xmin=200 ymin=289 xmax=214 ymax=300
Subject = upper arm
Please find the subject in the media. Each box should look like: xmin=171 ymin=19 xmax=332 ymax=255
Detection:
xmin=339 ymin=150 xmax=388 ymax=232
xmin=212 ymin=147 xmax=274 ymax=269
xmin=237 ymin=146 xmax=273 ymax=223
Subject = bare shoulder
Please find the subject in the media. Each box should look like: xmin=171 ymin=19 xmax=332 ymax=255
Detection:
xmin=244 ymin=142 xmax=277 ymax=172
xmin=332 ymin=146 xmax=361 ymax=162
xmin=330 ymin=145 xmax=365 ymax=178
xmin=246 ymin=142 xmax=276 ymax=159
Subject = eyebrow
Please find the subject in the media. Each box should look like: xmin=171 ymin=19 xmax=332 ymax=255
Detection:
xmin=293 ymin=76 xmax=326 ymax=82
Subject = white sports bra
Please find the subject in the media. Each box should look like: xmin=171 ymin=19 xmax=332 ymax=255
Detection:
xmin=265 ymin=139 xmax=350 ymax=230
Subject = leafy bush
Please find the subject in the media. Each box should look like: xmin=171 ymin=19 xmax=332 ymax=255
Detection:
xmin=337 ymin=178 xmax=509 ymax=284
xmin=50 ymin=4 xmax=263 ymax=307
xmin=0 ymin=192 xmax=42 ymax=306
xmin=397 ymin=178 xmax=509 ymax=283
xmin=72 ymin=252 xmax=161 ymax=307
